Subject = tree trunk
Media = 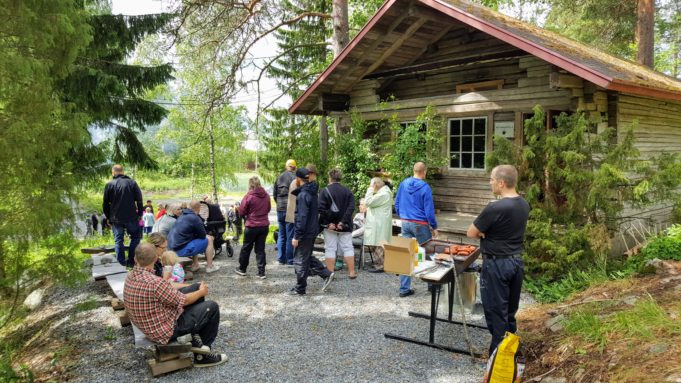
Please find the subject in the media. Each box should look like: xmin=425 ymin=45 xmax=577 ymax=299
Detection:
xmin=320 ymin=115 xmax=328 ymax=166
xmin=208 ymin=120 xmax=218 ymax=204
xmin=673 ymin=26 xmax=680 ymax=78
xmin=332 ymin=0 xmax=349 ymax=57
xmin=636 ymin=0 xmax=655 ymax=68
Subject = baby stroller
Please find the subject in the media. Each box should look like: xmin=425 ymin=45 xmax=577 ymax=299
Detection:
xmin=201 ymin=201 xmax=234 ymax=258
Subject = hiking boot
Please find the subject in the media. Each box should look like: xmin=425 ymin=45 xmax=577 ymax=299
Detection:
xmin=194 ymin=352 xmax=227 ymax=368
xmin=206 ymin=265 xmax=220 ymax=274
xmin=321 ymin=272 xmax=335 ymax=292
xmin=234 ymin=268 xmax=246 ymax=276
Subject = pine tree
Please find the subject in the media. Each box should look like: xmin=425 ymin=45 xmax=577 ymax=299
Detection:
xmin=60 ymin=10 xmax=174 ymax=170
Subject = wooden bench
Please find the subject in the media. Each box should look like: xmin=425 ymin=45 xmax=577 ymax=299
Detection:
xmin=104 ymin=270 xmax=194 ymax=376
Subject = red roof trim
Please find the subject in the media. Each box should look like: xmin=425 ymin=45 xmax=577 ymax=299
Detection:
xmin=610 ymin=79 xmax=681 ymax=102
xmin=422 ymin=0 xmax=613 ymax=88
xmin=288 ymin=0 xmax=398 ymax=114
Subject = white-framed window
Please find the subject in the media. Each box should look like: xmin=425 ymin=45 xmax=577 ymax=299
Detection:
xmin=448 ymin=117 xmax=487 ymax=169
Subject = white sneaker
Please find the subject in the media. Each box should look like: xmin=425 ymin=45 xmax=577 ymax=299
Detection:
xmin=206 ymin=265 xmax=220 ymax=273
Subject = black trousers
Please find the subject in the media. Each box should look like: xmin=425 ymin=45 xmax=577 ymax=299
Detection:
xmin=238 ymin=225 xmax=269 ymax=274
xmin=480 ymin=255 xmax=524 ymax=355
xmin=293 ymin=238 xmax=331 ymax=293
xmin=170 ymin=283 xmax=220 ymax=347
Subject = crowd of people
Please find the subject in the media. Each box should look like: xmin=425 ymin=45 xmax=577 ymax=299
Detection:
xmin=100 ymin=159 xmax=529 ymax=367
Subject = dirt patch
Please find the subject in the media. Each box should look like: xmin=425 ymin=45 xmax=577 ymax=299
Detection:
xmin=517 ymin=261 xmax=681 ymax=383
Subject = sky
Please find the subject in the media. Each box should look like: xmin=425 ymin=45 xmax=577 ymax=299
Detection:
xmin=111 ymin=0 xmax=287 ymax=149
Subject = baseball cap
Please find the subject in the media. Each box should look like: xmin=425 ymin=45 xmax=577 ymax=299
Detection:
xmin=286 ymin=159 xmax=297 ymax=168
xmin=295 ymin=167 xmax=310 ymax=179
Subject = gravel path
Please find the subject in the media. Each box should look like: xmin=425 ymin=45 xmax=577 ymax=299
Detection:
xmin=57 ymin=244 xmax=534 ymax=382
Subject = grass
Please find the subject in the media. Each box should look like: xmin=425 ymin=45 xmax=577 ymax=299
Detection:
xmin=563 ymin=296 xmax=681 ymax=353
xmin=74 ymin=296 xmax=98 ymax=313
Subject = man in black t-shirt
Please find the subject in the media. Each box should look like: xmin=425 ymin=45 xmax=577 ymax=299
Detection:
xmin=467 ymin=164 xmax=530 ymax=356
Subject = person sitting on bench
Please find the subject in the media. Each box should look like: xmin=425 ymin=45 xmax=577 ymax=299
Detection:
xmin=167 ymin=200 xmax=220 ymax=273
xmin=124 ymin=243 xmax=227 ymax=368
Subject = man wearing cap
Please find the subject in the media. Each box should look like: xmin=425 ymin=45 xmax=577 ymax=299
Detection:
xmin=274 ymin=160 xmax=297 ymax=265
xmin=284 ymin=164 xmax=317 ymax=266
xmin=287 ymin=167 xmax=334 ymax=295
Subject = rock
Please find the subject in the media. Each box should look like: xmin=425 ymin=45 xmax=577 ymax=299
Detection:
xmin=623 ymin=295 xmax=639 ymax=306
xmin=541 ymin=377 xmax=567 ymax=383
xmin=23 ymin=288 xmax=46 ymax=310
xmin=649 ymin=343 xmax=669 ymax=354
xmin=545 ymin=314 xmax=565 ymax=332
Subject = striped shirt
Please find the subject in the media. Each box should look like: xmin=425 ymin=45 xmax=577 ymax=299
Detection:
xmin=123 ymin=266 xmax=185 ymax=344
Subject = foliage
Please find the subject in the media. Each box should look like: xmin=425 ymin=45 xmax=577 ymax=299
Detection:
xmin=0 ymin=0 xmax=91 ymax=311
xmin=627 ymin=224 xmax=681 ymax=273
xmin=563 ymin=297 xmax=681 ymax=352
xmin=332 ymin=112 xmax=379 ymax=198
xmin=381 ymin=105 xmax=447 ymax=186
xmin=259 ymin=109 xmax=322 ymax=183
xmin=61 ymin=8 xmax=174 ymax=171
xmin=487 ymin=105 xmax=681 ymax=281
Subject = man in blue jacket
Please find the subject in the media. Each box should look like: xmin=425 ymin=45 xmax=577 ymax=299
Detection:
xmin=103 ymin=165 xmax=144 ymax=267
xmin=288 ymin=167 xmax=334 ymax=295
xmin=394 ymin=162 xmax=438 ymax=297
xmin=168 ymin=200 xmax=220 ymax=274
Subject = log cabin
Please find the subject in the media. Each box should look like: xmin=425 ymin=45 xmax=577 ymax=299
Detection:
xmin=289 ymin=0 xmax=681 ymax=238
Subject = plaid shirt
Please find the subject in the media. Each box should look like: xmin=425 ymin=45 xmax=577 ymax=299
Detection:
xmin=124 ymin=266 xmax=185 ymax=344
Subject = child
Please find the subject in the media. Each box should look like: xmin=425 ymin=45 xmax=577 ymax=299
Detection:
xmin=142 ymin=207 xmax=155 ymax=237
xmin=161 ymin=250 xmax=185 ymax=284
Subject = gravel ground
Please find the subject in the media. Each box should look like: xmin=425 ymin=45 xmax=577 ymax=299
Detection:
xmin=56 ymin=244 xmax=535 ymax=382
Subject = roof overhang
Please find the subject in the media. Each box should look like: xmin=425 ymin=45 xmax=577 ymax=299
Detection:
xmin=289 ymin=0 xmax=681 ymax=115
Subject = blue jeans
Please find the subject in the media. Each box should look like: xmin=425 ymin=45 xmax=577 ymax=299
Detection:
xmin=399 ymin=220 xmax=433 ymax=294
xmin=113 ymin=220 xmax=141 ymax=267
xmin=276 ymin=211 xmax=295 ymax=264
xmin=175 ymin=238 xmax=209 ymax=258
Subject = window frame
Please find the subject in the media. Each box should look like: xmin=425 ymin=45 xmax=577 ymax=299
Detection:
xmin=447 ymin=116 xmax=488 ymax=171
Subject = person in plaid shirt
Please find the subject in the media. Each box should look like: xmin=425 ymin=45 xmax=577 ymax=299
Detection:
xmin=124 ymin=243 xmax=227 ymax=368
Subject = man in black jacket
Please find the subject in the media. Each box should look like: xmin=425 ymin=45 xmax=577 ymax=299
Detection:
xmin=288 ymin=167 xmax=334 ymax=295
xmin=319 ymin=168 xmax=356 ymax=279
xmin=274 ymin=159 xmax=297 ymax=265
xmin=103 ymin=165 xmax=144 ymax=266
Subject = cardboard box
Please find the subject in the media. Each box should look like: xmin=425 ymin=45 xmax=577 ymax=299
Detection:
xmin=383 ymin=236 xmax=417 ymax=276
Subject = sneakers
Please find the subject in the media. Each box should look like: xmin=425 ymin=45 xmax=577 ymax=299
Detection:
xmin=285 ymin=288 xmax=305 ymax=296
xmin=321 ymin=272 xmax=335 ymax=292
xmin=399 ymin=289 xmax=416 ymax=298
xmin=206 ymin=265 xmax=220 ymax=274
xmin=194 ymin=352 xmax=227 ymax=368
xmin=190 ymin=334 xmax=211 ymax=353
xmin=234 ymin=268 xmax=246 ymax=276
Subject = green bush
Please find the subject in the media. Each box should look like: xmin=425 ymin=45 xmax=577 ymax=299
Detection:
xmin=627 ymin=224 xmax=681 ymax=273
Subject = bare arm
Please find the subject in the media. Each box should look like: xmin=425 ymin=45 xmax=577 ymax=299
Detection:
xmin=183 ymin=282 xmax=208 ymax=306
xmin=467 ymin=223 xmax=484 ymax=239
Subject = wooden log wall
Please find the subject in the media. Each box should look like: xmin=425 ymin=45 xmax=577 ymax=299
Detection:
xmin=344 ymin=44 xmax=618 ymax=213
xmin=617 ymin=94 xmax=681 ymax=157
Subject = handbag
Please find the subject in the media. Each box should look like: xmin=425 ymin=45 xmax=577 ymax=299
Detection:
xmin=325 ymin=188 xmax=340 ymax=213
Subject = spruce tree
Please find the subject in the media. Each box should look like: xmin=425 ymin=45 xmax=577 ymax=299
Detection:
xmin=60 ymin=10 xmax=174 ymax=170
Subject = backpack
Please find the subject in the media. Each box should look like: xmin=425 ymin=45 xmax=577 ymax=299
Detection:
xmin=483 ymin=332 xmax=526 ymax=383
